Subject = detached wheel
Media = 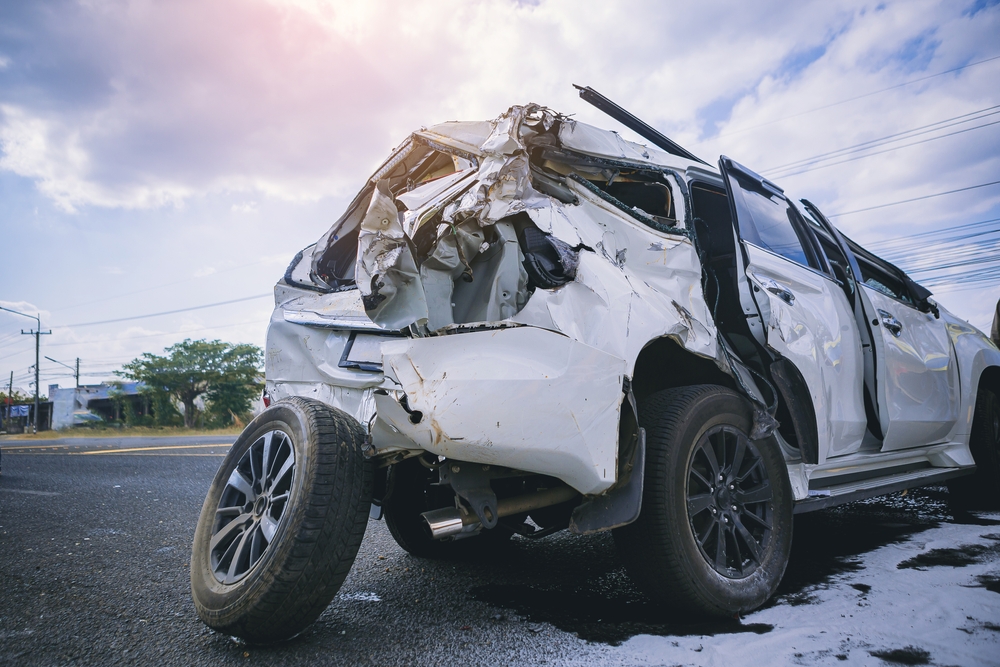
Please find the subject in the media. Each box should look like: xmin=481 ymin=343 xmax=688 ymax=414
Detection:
xmin=383 ymin=457 xmax=510 ymax=559
xmin=614 ymin=385 xmax=793 ymax=617
xmin=948 ymin=388 xmax=1000 ymax=509
xmin=191 ymin=397 xmax=372 ymax=643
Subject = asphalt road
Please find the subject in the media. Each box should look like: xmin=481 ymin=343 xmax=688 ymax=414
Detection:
xmin=1 ymin=436 xmax=998 ymax=666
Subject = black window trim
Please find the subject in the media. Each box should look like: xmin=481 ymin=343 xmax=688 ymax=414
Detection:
xmin=720 ymin=158 xmax=827 ymax=274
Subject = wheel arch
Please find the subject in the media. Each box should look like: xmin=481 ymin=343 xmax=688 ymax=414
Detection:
xmin=630 ymin=335 xmax=735 ymax=406
xmin=629 ymin=335 xmax=817 ymax=464
xmin=976 ymin=364 xmax=1000 ymax=409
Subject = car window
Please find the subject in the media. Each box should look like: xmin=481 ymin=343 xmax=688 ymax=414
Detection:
xmin=854 ymin=252 xmax=915 ymax=306
xmin=738 ymin=184 xmax=811 ymax=267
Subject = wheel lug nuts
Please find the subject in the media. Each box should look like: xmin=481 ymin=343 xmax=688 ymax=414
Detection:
xmin=729 ymin=484 xmax=735 ymax=491
xmin=710 ymin=507 xmax=717 ymax=515
xmin=731 ymin=505 xmax=737 ymax=512
xmin=718 ymin=474 xmax=724 ymax=482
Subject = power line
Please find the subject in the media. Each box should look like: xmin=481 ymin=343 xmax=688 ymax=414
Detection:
xmin=50 ymin=258 xmax=275 ymax=313
xmin=59 ymin=294 xmax=272 ymax=328
xmin=827 ymin=180 xmax=1000 ymax=218
xmin=0 ymin=336 xmax=30 ymax=351
xmin=44 ymin=318 xmax=265 ymax=348
xmin=761 ymin=105 xmax=1000 ymax=173
xmin=696 ymin=53 xmax=1000 ymax=143
xmin=766 ymin=118 xmax=1000 ymax=178
xmin=864 ymin=217 xmax=1000 ymax=249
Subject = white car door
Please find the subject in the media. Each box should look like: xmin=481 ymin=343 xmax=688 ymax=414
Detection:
xmin=719 ymin=158 xmax=868 ymax=463
xmin=850 ymin=248 xmax=961 ymax=450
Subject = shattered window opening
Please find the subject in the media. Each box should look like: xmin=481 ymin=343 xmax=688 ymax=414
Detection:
xmin=311 ymin=143 xmax=477 ymax=290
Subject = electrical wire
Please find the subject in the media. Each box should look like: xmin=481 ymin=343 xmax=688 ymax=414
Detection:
xmin=760 ymin=105 xmax=1000 ymax=173
xmin=826 ymin=180 xmax=1000 ymax=218
xmin=44 ymin=318 xmax=265 ymax=348
xmin=59 ymin=294 xmax=272 ymax=328
xmin=864 ymin=217 xmax=1000 ymax=250
xmin=694 ymin=53 xmax=1000 ymax=143
xmin=764 ymin=117 xmax=1000 ymax=178
xmin=50 ymin=257 xmax=277 ymax=313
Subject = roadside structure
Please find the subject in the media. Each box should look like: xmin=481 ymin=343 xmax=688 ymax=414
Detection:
xmin=48 ymin=382 xmax=147 ymax=430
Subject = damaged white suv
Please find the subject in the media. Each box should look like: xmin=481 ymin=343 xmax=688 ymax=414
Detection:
xmin=191 ymin=87 xmax=1000 ymax=643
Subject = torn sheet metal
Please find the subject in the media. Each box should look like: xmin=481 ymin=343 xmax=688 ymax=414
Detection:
xmin=376 ymin=326 xmax=626 ymax=495
xmin=356 ymin=180 xmax=429 ymax=329
xmin=350 ymin=104 xmax=717 ymax=375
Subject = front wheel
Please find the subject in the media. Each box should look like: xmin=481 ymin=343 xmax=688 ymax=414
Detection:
xmin=191 ymin=397 xmax=373 ymax=643
xmin=614 ymin=385 xmax=793 ymax=617
xmin=948 ymin=387 xmax=1000 ymax=509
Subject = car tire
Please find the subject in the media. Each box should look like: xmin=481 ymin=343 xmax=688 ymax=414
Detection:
xmin=383 ymin=457 xmax=510 ymax=559
xmin=614 ymin=385 xmax=793 ymax=617
xmin=191 ymin=397 xmax=373 ymax=643
xmin=948 ymin=387 xmax=1000 ymax=510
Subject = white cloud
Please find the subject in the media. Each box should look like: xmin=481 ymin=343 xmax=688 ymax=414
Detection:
xmin=0 ymin=0 xmax=997 ymax=330
xmin=231 ymin=201 xmax=258 ymax=214
xmin=9 ymin=0 xmax=982 ymax=212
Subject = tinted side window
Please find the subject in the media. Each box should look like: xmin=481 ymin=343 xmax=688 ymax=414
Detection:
xmin=855 ymin=254 xmax=915 ymax=306
xmin=739 ymin=186 xmax=810 ymax=267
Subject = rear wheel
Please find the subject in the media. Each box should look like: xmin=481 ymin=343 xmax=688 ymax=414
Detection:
xmin=614 ymin=385 xmax=793 ymax=617
xmin=191 ymin=397 xmax=372 ymax=643
xmin=948 ymin=388 xmax=1000 ymax=509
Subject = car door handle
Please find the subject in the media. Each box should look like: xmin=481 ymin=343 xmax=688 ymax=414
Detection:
xmin=877 ymin=309 xmax=903 ymax=337
xmin=752 ymin=274 xmax=795 ymax=305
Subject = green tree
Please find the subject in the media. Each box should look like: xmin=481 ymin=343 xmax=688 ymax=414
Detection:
xmin=118 ymin=339 xmax=263 ymax=428
xmin=0 ymin=388 xmax=32 ymax=404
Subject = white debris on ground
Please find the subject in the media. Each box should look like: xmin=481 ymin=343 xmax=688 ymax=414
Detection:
xmin=609 ymin=513 xmax=1000 ymax=666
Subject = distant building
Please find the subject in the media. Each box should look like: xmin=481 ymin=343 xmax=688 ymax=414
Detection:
xmin=49 ymin=382 xmax=148 ymax=430
xmin=1 ymin=401 xmax=53 ymax=432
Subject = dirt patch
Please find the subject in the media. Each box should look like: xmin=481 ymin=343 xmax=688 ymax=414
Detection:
xmin=897 ymin=541 xmax=1000 ymax=570
xmin=973 ymin=573 xmax=1000 ymax=594
xmin=869 ymin=646 xmax=931 ymax=665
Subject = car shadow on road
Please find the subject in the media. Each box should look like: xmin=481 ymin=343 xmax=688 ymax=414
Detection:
xmin=466 ymin=487 xmax=995 ymax=645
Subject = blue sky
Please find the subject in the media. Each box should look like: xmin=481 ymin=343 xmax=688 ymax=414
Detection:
xmin=1 ymin=0 xmax=999 ymax=392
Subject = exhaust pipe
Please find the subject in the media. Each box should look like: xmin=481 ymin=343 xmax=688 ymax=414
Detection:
xmin=422 ymin=485 xmax=578 ymax=539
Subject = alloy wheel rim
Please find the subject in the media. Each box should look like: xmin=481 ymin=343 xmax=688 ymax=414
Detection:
xmin=686 ymin=425 xmax=773 ymax=579
xmin=210 ymin=429 xmax=296 ymax=584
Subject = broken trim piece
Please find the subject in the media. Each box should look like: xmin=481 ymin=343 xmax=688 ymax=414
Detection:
xmin=573 ymin=84 xmax=708 ymax=165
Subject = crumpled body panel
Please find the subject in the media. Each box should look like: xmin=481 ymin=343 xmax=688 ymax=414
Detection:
xmin=353 ymin=105 xmax=719 ymax=374
xmin=377 ymin=327 xmax=627 ymax=494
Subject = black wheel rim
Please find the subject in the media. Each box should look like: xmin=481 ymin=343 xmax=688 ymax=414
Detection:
xmin=686 ymin=425 xmax=773 ymax=579
xmin=210 ymin=430 xmax=296 ymax=584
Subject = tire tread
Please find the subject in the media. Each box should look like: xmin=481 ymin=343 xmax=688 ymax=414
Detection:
xmin=191 ymin=397 xmax=373 ymax=643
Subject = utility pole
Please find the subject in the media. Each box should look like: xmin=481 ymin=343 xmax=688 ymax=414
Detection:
xmin=1 ymin=305 xmax=51 ymax=434
xmin=45 ymin=356 xmax=81 ymax=389
xmin=6 ymin=370 xmax=11 ymax=431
